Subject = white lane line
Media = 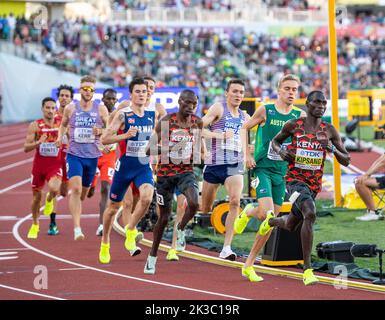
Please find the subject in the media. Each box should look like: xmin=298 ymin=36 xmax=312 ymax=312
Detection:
xmin=0 ymin=158 xmax=33 ymax=172
xmin=0 ymin=216 xmax=18 ymax=221
xmin=0 ymin=252 xmax=18 ymax=256
xmin=0 ymin=232 xmax=13 ymax=234
xmin=59 ymin=267 xmax=88 ymax=271
xmin=0 ymin=248 xmax=30 ymax=251
xmin=0 ymin=178 xmax=30 ymax=194
xmin=0 ymin=139 xmax=25 ymax=149
xmin=0 ymin=284 xmax=65 ymax=300
xmin=0 ymin=257 xmax=18 ymax=261
xmin=0 ymin=148 xmax=24 ymax=159
xmin=13 ymin=214 xmax=249 ymax=300
xmin=0 ymin=133 xmax=26 ymax=143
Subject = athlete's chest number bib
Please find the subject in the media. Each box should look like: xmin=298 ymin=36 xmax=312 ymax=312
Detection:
xmin=221 ymin=130 xmax=242 ymax=153
xmin=126 ymin=140 xmax=148 ymax=157
xmin=39 ymin=142 xmax=59 ymax=157
xmin=267 ymin=141 xmax=290 ymax=161
xmin=294 ymin=148 xmax=324 ymax=170
xmin=74 ymin=128 xmax=95 ymax=143
xmin=169 ymin=142 xmax=193 ymax=160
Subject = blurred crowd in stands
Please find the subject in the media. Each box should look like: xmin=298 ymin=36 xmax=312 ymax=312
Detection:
xmin=1 ymin=10 xmax=385 ymax=107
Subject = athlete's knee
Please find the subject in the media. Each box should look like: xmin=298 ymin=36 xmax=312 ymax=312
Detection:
xmin=228 ymin=195 xmax=240 ymax=208
xmin=187 ymin=200 xmax=199 ymax=213
xmin=32 ymin=191 xmax=42 ymax=202
xmin=100 ymin=182 xmax=110 ymax=196
xmin=106 ymin=202 xmax=120 ymax=217
xmin=302 ymin=210 xmax=316 ymax=223
xmin=71 ymin=186 xmax=82 ymax=196
xmin=139 ymin=192 xmax=153 ymax=207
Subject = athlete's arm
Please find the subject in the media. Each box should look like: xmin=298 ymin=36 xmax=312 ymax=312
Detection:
xmin=109 ymin=100 xmax=130 ymax=123
xmin=145 ymin=116 xmax=164 ymax=157
xmin=240 ymin=112 xmax=254 ymax=169
xmin=101 ymin=110 xmax=137 ymax=145
xmin=24 ymin=122 xmax=43 ymax=152
xmin=271 ymin=119 xmax=296 ymax=163
xmin=56 ymin=104 xmax=73 ymax=148
xmin=242 ymin=105 xmax=266 ymax=130
xmin=327 ymin=125 xmax=351 ymax=167
xmin=93 ymin=104 xmax=109 ymax=137
xmin=201 ymin=103 xmax=229 ymax=139
xmin=155 ymin=103 xmax=167 ymax=121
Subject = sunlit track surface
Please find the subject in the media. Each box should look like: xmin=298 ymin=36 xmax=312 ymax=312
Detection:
xmin=0 ymin=122 xmax=384 ymax=300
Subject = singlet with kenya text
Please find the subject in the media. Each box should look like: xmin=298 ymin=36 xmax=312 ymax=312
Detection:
xmin=286 ymin=118 xmax=328 ymax=194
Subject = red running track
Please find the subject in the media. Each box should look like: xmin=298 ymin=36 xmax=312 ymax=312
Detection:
xmin=0 ymin=122 xmax=384 ymax=300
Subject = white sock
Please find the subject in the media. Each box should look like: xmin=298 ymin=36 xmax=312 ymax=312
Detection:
xmin=223 ymin=245 xmax=231 ymax=252
xmin=74 ymin=227 xmax=82 ymax=234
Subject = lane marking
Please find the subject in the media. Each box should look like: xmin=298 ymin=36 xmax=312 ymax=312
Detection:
xmin=0 ymin=158 xmax=33 ymax=172
xmin=0 ymin=257 xmax=18 ymax=261
xmin=0 ymin=139 xmax=25 ymax=149
xmin=0 ymin=148 xmax=24 ymax=159
xmin=0 ymin=252 xmax=17 ymax=256
xmin=59 ymin=267 xmax=88 ymax=271
xmin=0 ymin=216 xmax=18 ymax=221
xmin=13 ymin=214 xmax=249 ymax=300
xmin=0 ymin=248 xmax=30 ymax=251
xmin=0 ymin=179 xmax=30 ymax=194
xmin=0 ymin=284 xmax=65 ymax=300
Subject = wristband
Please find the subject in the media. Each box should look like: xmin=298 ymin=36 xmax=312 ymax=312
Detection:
xmin=331 ymin=145 xmax=335 ymax=153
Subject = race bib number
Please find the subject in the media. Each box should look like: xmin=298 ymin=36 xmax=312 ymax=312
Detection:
xmin=74 ymin=128 xmax=95 ymax=143
xmin=221 ymin=131 xmax=242 ymax=153
xmin=39 ymin=142 xmax=59 ymax=157
xmin=267 ymin=141 xmax=290 ymax=161
xmin=294 ymin=148 xmax=324 ymax=170
xmin=126 ymin=140 xmax=148 ymax=157
xmin=169 ymin=142 xmax=193 ymax=160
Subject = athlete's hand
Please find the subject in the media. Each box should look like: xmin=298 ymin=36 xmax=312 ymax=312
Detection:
xmin=102 ymin=145 xmax=112 ymax=154
xmin=245 ymin=154 xmax=256 ymax=169
xmin=125 ymin=127 xmax=138 ymax=139
xmin=93 ymin=126 xmax=103 ymax=136
xmin=38 ymin=134 xmax=48 ymax=145
xmin=279 ymin=149 xmax=295 ymax=162
xmin=222 ymin=131 xmax=234 ymax=140
xmin=354 ymin=174 xmax=369 ymax=185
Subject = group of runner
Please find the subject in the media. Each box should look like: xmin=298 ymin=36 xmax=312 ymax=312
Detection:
xmin=24 ymin=74 xmax=350 ymax=285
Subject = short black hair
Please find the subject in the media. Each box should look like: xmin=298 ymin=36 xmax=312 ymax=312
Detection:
xmin=128 ymin=77 xmax=147 ymax=93
xmin=143 ymin=76 xmax=156 ymax=83
xmin=57 ymin=84 xmax=74 ymax=99
xmin=42 ymin=97 xmax=56 ymax=107
xmin=226 ymin=79 xmax=245 ymax=91
xmin=180 ymin=89 xmax=197 ymax=99
xmin=306 ymin=90 xmax=325 ymax=103
xmin=103 ymin=88 xmax=117 ymax=97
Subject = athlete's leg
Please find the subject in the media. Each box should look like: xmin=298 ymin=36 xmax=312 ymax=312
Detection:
xmin=101 ymin=200 xmax=121 ymax=245
xmin=223 ymin=175 xmax=243 ymax=248
xmin=121 ymin=185 xmax=134 ymax=227
xmin=46 ymin=176 xmax=61 ymax=202
xmin=127 ymin=183 xmax=154 ymax=230
xmin=99 ymin=181 xmax=110 ymax=225
xmin=150 ymin=204 xmax=172 ymax=257
xmin=68 ymin=176 xmax=83 ymax=229
xmin=31 ymin=189 xmax=42 ymax=225
xmin=200 ymin=180 xmax=220 ymax=214
xmin=178 ymin=186 xmax=199 ymax=230
xmin=171 ymin=194 xmax=186 ymax=250
xmin=298 ymin=199 xmax=316 ymax=270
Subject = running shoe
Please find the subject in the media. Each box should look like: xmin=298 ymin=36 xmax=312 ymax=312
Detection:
xmin=303 ymin=269 xmax=319 ymax=286
xmin=96 ymin=224 xmax=103 ymax=236
xmin=129 ymin=246 xmax=142 ymax=257
xmin=99 ymin=242 xmax=111 ymax=264
xmin=48 ymin=223 xmax=59 ymax=235
xmin=356 ymin=210 xmax=384 ymax=221
xmin=43 ymin=193 xmax=54 ymax=216
xmin=166 ymin=249 xmax=179 ymax=261
xmin=125 ymin=228 xmax=138 ymax=251
xmin=27 ymin=224 xmax=39 ymax=239
xmin=87 ymin=186 xmax=95 ymax=198
xmin=144 ymin=255 xmax=157 ymax=275
xmin=241 ymin=266 xmax=263 ymax=282
xmin=74 ymin=228 xmax=85 ymax=240
xmin=259 ymin=211 xmax=274 ymax=236
xmin=234 ymin=203 xmax=253 ymax=234
xmin=176 ymin=227 xmax=186 ymax=252
xmin=219 ymin=247 xmax=236 ymax=261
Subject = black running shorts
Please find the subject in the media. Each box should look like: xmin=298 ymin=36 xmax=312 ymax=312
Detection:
xmin=285 ymin=180 xmax=317 ymax=218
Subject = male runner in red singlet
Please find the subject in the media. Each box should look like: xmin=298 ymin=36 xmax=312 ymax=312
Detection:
xmin=24 ymin=97 xmax=63 ymax=239
xmin=143 ymin=89 xmax=204 ymax=274
xmin=259 ymin=91 xmax=350 ymax=285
